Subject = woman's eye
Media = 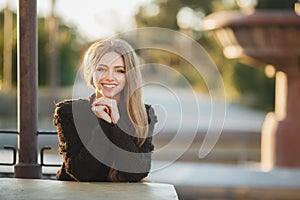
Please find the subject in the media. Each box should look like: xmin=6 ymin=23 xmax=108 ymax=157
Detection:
xmin=116 ymin=69 xmax=125 ymax=73
xmin=96 ymin=67 xmax=106 ymax=72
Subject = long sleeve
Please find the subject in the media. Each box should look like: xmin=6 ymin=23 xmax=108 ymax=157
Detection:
xmin=53 ymin=98 xmax=157 ymax=182
xmin=103 ymin=105 xmax=157 ymax=182
xmin=54 ymin=100 xmax=111 ymax=181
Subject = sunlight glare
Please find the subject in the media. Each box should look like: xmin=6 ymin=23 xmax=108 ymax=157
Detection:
xmin=0 ymin=0 xmax=152 ymax=41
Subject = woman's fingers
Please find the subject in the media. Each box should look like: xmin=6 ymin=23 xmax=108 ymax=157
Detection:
xmin=92 ymin=105 xmax=112 ymax=123
xmin=92 ymin=97 xmax=120 ymax=124
xmin=92 ymin=97 xmax=116 ymax=107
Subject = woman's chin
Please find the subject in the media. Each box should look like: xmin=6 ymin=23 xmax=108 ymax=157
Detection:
xmin=102 ymin=92 xmax=115 ymax=99
xmin=96 ymin=90 xmax=113 ymax=98
xmin=97 ymin=89 xmax=120 ymax=100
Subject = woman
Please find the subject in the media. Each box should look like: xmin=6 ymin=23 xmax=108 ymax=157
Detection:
xmin=53 ymin=39 xmax=157 ymax=182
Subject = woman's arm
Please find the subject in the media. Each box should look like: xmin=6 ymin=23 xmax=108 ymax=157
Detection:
xmin=105 ymin=105 xmax=157 ymax=182
xmin=54 ymin=100 xmax=111 ymax=181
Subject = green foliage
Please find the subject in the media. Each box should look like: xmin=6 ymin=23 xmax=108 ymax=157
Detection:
xmin=0 ymin=9 xmax=85 ymax=87
xmin=0 ymin=12 xmax=3 ymax=72
xmin=135 ymin=0 xmax=182 ymax=29
xmin=37 ymin=17 xmax=49 ymax=86
xmin=134 ymin=0 xmax=279 ymax=111
xmin=57 ymin=25 xmax=83 ymax=85
xmin=233 ymin=63 xmax=275 ymax=111
xmin=37 ymin=16 xmax=84 ymax=86
xmin=257 ymin=0 xmax=297 ymax=9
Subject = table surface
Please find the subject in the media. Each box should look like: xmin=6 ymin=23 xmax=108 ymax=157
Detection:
xmin=0 ymin=178 xmax=178 ymax=200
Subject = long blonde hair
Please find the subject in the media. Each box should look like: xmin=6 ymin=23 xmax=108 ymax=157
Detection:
xmin=82 ymin=39 xmax=149 ymax=181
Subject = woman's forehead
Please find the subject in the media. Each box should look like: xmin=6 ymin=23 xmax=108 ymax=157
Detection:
xmin=99 ymin=51 xmax=125 ymax=67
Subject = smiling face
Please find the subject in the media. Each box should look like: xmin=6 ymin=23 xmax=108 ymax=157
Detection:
xmin=92 ymin=51 xmax=126 ymax=102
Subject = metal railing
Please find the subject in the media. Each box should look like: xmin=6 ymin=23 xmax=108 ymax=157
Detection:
xmin=0 ymin=130 xmax=60 ymax=168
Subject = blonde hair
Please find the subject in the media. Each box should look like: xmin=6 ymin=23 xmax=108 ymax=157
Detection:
xmin=82 ymin=39 xmax=149 ymax=181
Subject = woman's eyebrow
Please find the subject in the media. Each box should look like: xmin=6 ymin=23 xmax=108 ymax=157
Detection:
xmin=98 ymin=64 xmax=125 ymax=68
xmin=114 ymin=66 xmax=125 ymax=68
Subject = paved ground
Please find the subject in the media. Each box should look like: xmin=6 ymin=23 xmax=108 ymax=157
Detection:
xmin=149 ymin=161 xmax=300 ymax=188
xmin=149 ymin=161 xmax=300 ymax=199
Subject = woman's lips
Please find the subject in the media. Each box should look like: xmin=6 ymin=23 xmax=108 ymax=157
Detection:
xmin=102 ymin=83 xmax=117 ymax=88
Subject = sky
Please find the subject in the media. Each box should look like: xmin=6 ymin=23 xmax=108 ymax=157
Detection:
xmin=0 ymin=0 xmax=152 ymax=41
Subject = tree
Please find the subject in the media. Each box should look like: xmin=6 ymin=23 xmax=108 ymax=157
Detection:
xmin=257 ymin=0 xmax=297 ymax=9
xmin=0 ymin=9 xmax=85 ymax=88
xmin=134 ymin=0 xmax=286 ymax=111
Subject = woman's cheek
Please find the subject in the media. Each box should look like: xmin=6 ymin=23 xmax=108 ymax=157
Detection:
xmin=93 ymin=74 xmax=101 ymax=88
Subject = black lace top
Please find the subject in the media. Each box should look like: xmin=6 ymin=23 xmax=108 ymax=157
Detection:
xmin=53 ymin=94 xmax=157 ymax=182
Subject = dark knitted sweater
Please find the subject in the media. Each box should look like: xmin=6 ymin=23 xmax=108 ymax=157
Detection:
xmin=53 ymin=94 xmax=157 ymax=182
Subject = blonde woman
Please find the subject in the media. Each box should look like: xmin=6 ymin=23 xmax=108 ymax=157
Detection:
xmin=53 ymin=39 xmax=157 ymax=182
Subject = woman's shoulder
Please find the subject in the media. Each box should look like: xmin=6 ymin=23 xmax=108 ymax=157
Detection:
xmin=144 ymin=104 xmax=157 ymax=124
xmin=54 ymin=97 xmax=91 ymax=117
xmin=145 ymin=103 xmax=156 ymax=112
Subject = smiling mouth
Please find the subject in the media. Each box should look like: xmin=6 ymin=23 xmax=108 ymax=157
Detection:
xmin=102 ymin=83 xmax=117 ymax=88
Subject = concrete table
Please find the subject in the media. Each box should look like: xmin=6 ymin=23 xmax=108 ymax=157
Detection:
xmin=0 ymin=178 xmax=178 ymax=200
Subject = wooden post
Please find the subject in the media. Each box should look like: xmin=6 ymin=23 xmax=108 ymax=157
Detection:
xmin=14 ymin=0 xmax=41 ymax=178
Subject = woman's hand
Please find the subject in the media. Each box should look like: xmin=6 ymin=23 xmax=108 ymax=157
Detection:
xmin=91 ymin=97 xmax=120 ymax=124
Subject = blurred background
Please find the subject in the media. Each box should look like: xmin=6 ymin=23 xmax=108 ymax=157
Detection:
xmin=1 ymin=0 xmax=300 ymax=199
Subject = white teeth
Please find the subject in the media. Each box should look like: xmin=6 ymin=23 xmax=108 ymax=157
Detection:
xmin=103 ymin=84 xmax=116 ymax=88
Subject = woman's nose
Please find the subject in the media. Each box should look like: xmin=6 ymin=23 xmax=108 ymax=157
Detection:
xmin=104 ymin=68 xmax=114 ymax=80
